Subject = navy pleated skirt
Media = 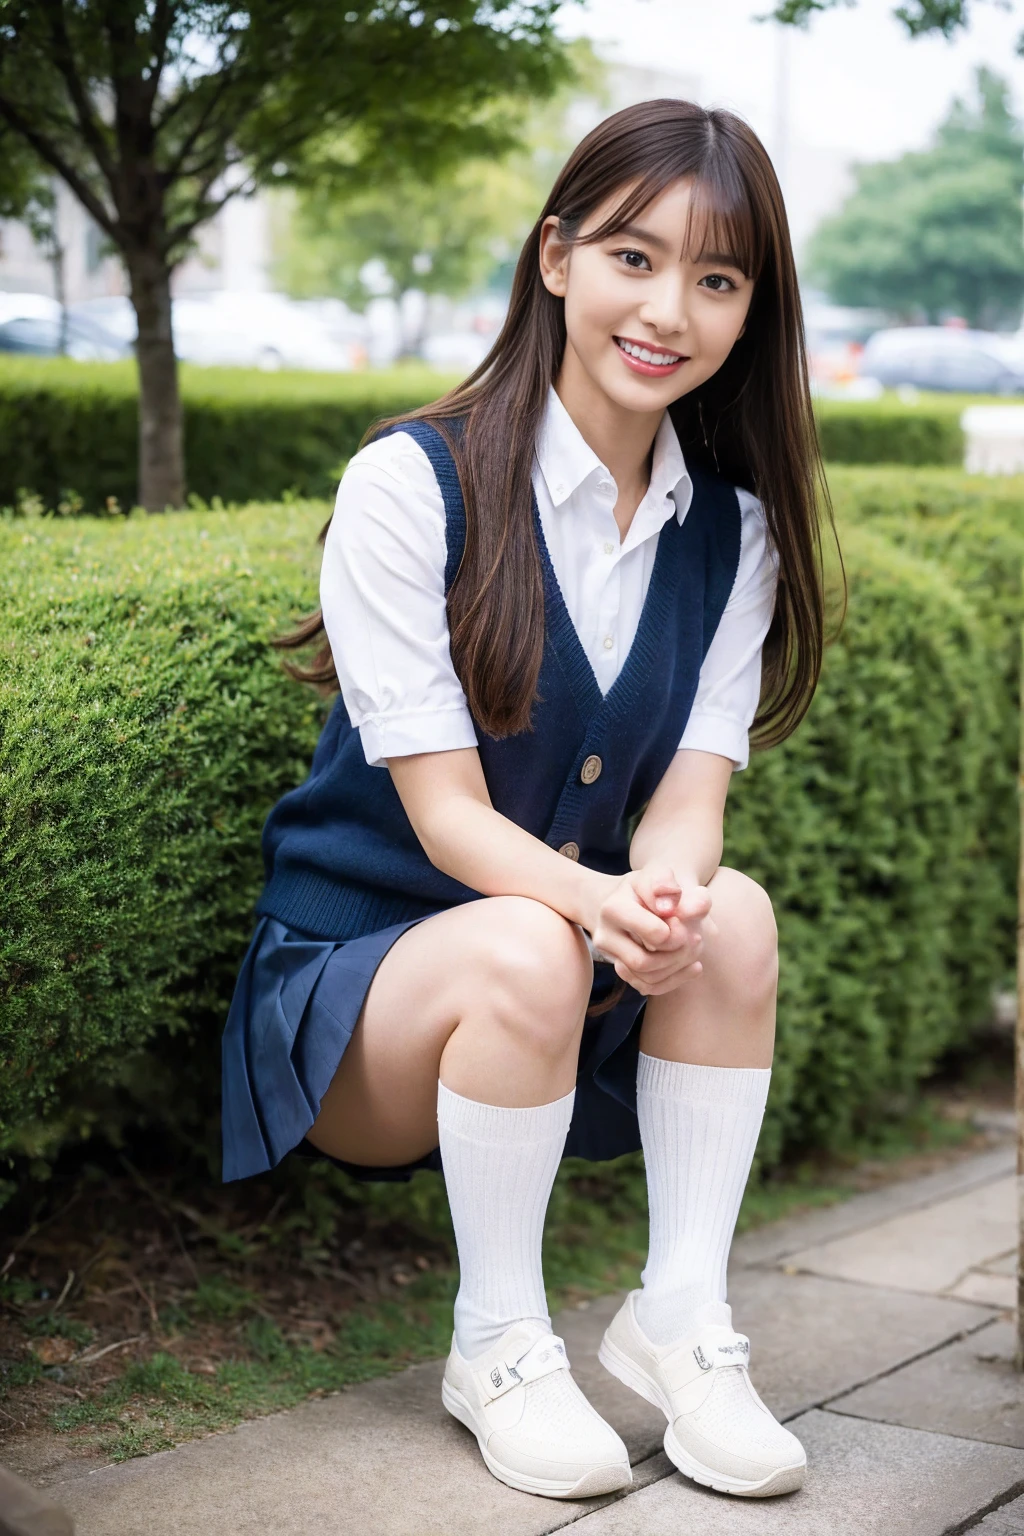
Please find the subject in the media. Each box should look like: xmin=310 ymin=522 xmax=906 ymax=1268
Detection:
xmin=221 ymin=910 xmax=649 ymax=1184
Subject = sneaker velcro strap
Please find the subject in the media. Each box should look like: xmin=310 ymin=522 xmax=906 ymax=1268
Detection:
xmin=661 ymin=1330 xmax=752 ymax=1393
xmin=475 ymin=1334 xmax=570 ymax=1403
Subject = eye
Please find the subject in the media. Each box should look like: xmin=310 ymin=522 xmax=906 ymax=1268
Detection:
xmin=614 ymin=248 xmax=651 ymax=272
xmin=699 ymin=273 xmax=738 ymax=292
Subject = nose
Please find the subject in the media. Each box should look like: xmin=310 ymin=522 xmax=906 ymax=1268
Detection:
xmin=637 ymin=270 xmax=688 ymax=342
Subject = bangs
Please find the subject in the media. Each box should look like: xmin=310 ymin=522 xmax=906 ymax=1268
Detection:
xmin=573 ymin=162 xmax=767 ymax=281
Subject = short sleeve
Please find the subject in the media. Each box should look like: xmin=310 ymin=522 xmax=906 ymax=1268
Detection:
xmin=320 ymin=432 xmax=478 ymax=768
xmin=678 ymin=488 xmax=779 ymax=771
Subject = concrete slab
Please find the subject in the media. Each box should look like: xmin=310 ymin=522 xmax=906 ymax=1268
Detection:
xmin=45 ymin=1277 xmax=991 ymax=1536
xmin=976 ymin=1491 xmax=1024 ymax=1531
xmin=722 ymin=1269 xmax=991 ymax=1418
xmin=732 ymin=1145 xmax=1015 ymax=1269
xmin=564 ymin=1411 xmax=1024 ymax=1536
xmin=986 ymin=1253 xmax=1019 ymax=1277
xmin=783 ymin=1176 xmax=1015 ymax=1298
xmin=48 ymin=1355 xmax=623 ymax=1536
xmin=830 ymin=1319 xmax=1024 ymax=1449
xmin=951 ymin=1273 xmax=1017 ymax=1308
xmin=0 ymin=1464 xmax=73 ymax=1536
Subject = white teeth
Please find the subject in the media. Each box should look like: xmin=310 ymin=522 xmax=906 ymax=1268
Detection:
xmin=617 ymin=338 xmax=680 ymax=366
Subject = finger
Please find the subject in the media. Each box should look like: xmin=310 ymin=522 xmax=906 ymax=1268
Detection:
xmin=612 ymin=936 xmax=701 ymax=985
xmin=614 ymin=957 xmax=704 ymax=994
xmin=634 ymin=865 xmax=682 ymax=917
xmin=607 ymin=933 xmax=673 ymax=975
xmin=676 ymin=886 xmax=713 ymax=921
xmin=646 ymin=912 xmax=704 ymax=954
xmin=610 ymin=895 xmax=672 ymax=950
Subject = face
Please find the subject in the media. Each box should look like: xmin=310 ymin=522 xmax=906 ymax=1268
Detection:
xmin=539 ymin=178 xmax=755 ymax=419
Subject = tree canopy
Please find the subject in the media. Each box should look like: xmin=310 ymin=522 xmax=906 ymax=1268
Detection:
xmin=805 ymin=70 xmax=1024 ymax=330
xmin=276 ymin=160 xmax=537 ymax=353
xmin=0 ymin=0 xmax=570 ymax=506
xmin=276 ymin=41 xmax=603 ymax=351
xmin=773 ymin=0 xmax=1014 ymax=43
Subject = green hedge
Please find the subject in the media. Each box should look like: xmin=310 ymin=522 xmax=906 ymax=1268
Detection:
xmin=0 ymin=358 xmax=985 ymax=516
xmin=0 ymin=484 xmax=1011 ymax=1173
xmin=816 ymin=398 xmax=963 ymax=466
xmin=0 ymin=358 xmax=456 ymax=512
xmin=828 ymin=465 xmax=1024 ymax=972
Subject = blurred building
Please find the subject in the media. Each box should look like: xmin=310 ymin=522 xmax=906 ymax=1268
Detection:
xmin=0 ymin=177 xmax=274 ymax=302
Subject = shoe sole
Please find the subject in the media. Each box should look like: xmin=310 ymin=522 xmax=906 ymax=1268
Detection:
xmin=598 ymin=1335 xmax=806 ymax=1499
xmin=441 ymin=1377 xmax=632 ymax=1500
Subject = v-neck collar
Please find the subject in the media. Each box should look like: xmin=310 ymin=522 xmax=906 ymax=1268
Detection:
xmin=531 ymin=488 xmax=685 ymax=730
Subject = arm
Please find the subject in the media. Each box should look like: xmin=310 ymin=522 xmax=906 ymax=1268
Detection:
xmin=387 ymin=748 xmax=689 ymax=990
xmin=630 ymin=747 xmax=732 ymax=889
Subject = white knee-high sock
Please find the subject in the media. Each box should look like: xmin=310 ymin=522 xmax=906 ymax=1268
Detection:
xmin=437 ymin=1080 xmax=574 ymax=1361
xmin=635 ymin=1052 xmax=770 ymax=1346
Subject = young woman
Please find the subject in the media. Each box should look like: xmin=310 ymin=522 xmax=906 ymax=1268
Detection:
xmin=222 ymin=98 xmax=831 ymax=1504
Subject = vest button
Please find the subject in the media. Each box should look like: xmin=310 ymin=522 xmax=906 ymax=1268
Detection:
xmin=580 ymin=754 xmax=602 ymax=785
xmin=557 ymin=841 xmax=580 ymax=861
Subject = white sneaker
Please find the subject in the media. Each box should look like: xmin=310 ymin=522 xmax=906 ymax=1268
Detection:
xmin=598 ymin=1292 xmax=806 ymax=1497
xmin=442 ymin=1320 xmax=632 ymax=1499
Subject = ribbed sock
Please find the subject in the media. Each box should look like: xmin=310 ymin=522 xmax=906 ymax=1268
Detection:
xmin=635 ymin=1052 xmax=771 ymax=1346
xmin=437 ymin=1080 xmax=574 ymax=1361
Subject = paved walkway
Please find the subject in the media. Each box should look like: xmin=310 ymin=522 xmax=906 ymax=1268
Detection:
xmin=13 ymin=1143 xmax=1024 ymax=1535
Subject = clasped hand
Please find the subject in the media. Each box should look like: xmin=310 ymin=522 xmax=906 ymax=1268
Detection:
xmin=588 ymin=864 xmax=715 ymax=996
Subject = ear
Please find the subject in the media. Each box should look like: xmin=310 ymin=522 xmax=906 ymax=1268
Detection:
xmin=538 ymin=215 xmax=571 ymax=298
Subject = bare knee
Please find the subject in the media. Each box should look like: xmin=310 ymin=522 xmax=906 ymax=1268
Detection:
xmin=707 ymin=868 xmax=778 ymax=1004
xmin=471 ymin=897 xmax=593 ymax=1058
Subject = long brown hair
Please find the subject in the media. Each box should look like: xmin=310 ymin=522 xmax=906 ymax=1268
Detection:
xmin=279 ymin=99 xmax=839 ymax=751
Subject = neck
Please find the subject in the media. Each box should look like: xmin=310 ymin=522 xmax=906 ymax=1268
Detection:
xmin=554 ymin=344 xmax=663 ymax=540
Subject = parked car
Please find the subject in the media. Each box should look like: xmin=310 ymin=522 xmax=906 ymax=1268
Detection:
xmin=860 ymin=327 xmax=1024 ymax=395
xmin=0 ymin=292 xmax=129 ymax=360
xmin=71 ymin=291 xmax=366 ymax=371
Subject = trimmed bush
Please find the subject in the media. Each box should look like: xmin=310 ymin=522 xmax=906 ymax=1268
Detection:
xmin=0 ymin=358 xmax=455 ymax=512
xmin=816 ymin=398 xmax=963 ymax=466
xmin=828 ymin=464 xmax=1024 ymax=976
xmin=0 ymin=502 xmax=328 ymax=1157
xmin=726 ymin=521 xmax=1005 ymax=1164
xmin=0 ymin=358 xmax=991 ymax=517
xmin=0 ymin=495 xmax=1008 ymax=1173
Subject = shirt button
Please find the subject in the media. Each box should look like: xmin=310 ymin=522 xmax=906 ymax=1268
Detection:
xmin=557 ymin=841 xmax=580 ymax=860
xmin=580 ymin=755 xmax=602 ymax=784
xmin=603 ymin=541 xmax=615 ymax=555
xmin=602 ymin=635 xmax=614 ymax=650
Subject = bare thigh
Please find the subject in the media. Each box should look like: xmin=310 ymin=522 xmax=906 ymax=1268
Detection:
xmin=305 ymin=896 xmax=593 ymax=1169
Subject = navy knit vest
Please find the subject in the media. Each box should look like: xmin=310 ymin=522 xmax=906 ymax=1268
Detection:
xmin=256 ymin=420 xmax=742 ymax=941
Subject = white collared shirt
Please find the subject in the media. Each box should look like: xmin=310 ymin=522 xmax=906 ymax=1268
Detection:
xmin=321 ymin=388 xmax=778 ymax=772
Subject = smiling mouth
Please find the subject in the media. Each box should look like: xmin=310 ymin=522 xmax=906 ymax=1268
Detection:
xmin=614 ymin=336 xmax=688 ymax=372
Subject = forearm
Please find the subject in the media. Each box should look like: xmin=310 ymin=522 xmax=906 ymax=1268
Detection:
xmin=629 ymin=802 xmax=723 ymax=886
xmin=413 ymin=787 xmax=615 ymax=932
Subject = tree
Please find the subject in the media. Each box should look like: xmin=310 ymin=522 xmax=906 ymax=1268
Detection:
xmin=806 ymin=70 xmax=1024 ymax=330
xmin=277 ymin=40 xmax=605 ymax=354
xmin=277 ymin=159 xmax=540 ymax=354
xmin=0 ymin=1 xmax=568 ymax=509
xmin=774 ymin=0 xmax=1017 ymax=44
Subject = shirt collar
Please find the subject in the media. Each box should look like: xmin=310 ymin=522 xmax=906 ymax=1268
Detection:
xmin=535 ymin=385 xmax=693 ymax=524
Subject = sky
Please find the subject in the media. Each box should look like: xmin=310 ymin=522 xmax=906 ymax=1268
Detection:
xmin=556 ymin=0 xmax=1024 ymax=251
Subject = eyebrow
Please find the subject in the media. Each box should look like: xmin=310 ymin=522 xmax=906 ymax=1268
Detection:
xmin=615 ymin=222 xmax=672 ymax=253
xmin=613 ymin=224 xmax=745 ymax=271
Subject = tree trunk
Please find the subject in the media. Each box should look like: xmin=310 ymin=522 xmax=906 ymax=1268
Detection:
xmin=127 ymin=250 xmax=184 ymax=510
xmin=49 ymin=239 xmax=68 ymax=356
